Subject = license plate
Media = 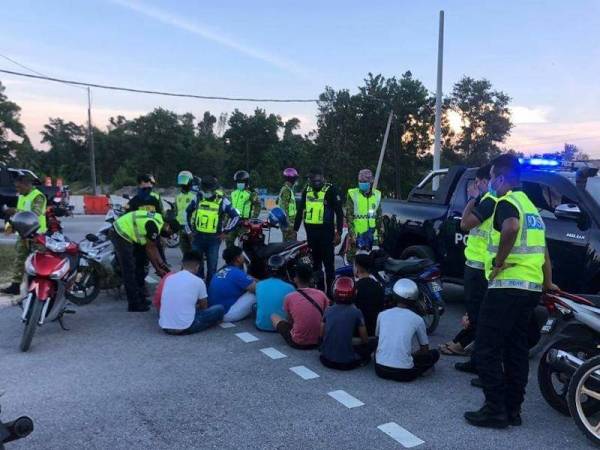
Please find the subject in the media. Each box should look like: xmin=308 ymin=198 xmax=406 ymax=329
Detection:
xmin=541 ymin=318 xmax=557 ymax=334
xmin=429 ymin=281 xmax=443 ymax=293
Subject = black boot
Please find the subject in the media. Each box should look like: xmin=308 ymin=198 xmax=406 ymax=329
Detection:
xmin=1 ymin=283 xmax=20 ymax=295
xmin=470 ymin=377 xmax=484 ymax=389
xmin=507 ymin=410 xmax=522 ymax=426
xmin=455 ymin=360 xmax=478 ymax=374
xmin=464 ymin=404 xmax=508 ymax=429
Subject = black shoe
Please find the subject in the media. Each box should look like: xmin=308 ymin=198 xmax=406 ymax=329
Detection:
xmin=507 ymin=411 xmax=522 ymax=426
xmin=128 ymin=304 xmax=150 ymax=312
xmin=470 ymin=377 xmax=484 ymax=389
xmin=1 ymin=283 xmax=20 ymax=296
xmin=464 ymin=404 xmax=508 ymax=429
xmin=455 ymin=361 xmax=477 ymax=374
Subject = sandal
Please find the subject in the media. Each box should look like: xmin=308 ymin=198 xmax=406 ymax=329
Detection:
xmin=439 ymin=342 xmax=468 ymax=356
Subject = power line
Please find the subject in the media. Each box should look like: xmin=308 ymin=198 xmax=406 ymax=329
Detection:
xmin=0 ymin=54 xmax=87 ymax=91
xmin=0 ymin=68 xmax=319 ymax=103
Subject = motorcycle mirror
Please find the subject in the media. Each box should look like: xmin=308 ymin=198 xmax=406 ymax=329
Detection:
xmin=85 ymin=234 xmax=99 ymax=242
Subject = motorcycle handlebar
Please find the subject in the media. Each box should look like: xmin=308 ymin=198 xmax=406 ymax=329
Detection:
xmin=1 ymin=416 xmax=34 ymax=444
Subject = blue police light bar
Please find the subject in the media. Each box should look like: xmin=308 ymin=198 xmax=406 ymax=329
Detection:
xmin=518 ymin=157 xmax=560 ymax=167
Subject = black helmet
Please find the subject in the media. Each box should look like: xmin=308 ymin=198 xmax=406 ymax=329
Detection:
xmin=10 ymin=211 xmax=40 ymax=238
xmin=267 ymin=254 xmax=286 ymax=275
xmin=201 ymin=175 xmax=218 ymax=192
xmin=234 ymin=170 xmax=250 ymax=183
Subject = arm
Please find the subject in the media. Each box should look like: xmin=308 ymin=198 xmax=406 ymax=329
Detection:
xmin=294 ymin=189 xmax=306 ymax=232
xmin=460 ymin=198 xmax=482 ymax=231
xmin=358 ymin=324 xmax=369 ymax=344
xmin=376 ymin=201 xmax=384 ymax=243
xmin=197 ymin=297 xmax=208 ymax=310
xmin=186 ymin=198 xmax=197 ymax=232
xmin=345 ymin=193 xmax=355 ymax=238
xmin=146 ymin=241 xmax=169 ymax=277
xmin=246 ymin=281 xmax=257 ymax=294
xmin=279 ymin=188 xmax=290 ymax=217
xmin=221 ymin=199 xmax=241 ymax=233
xmin=331 ymin=187 xmax=344 ymax=236
xmin=30 ymin=194 xmax=46 ymax=218
xmin=489 ymin=217 xmax=520 ymax=280
xmin=250 ymin=190 xmax=261 ymax=219
xmin=543 ymin=247 xmax=559 ymax=291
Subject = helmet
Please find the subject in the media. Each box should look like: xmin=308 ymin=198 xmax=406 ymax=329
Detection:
xmin=234 ymin=170 xmax=250 ymax=183
xmin=333 ymin=276 xmax=355 ymax=302
xmin=283 ymin=168 xmax=299 ymax=182
xmin=358 ymin=169 xmax=373 ymax=182
xmin=177 ymin=170 xmax=193 ymax=186
xmin=267 ymin=254 xmax=286 ymax=274
xmin=392 ymin=278 xmax=419 ymax=303
xmin=10 ymin=211 xmax=40 ymax=238
xmin=201 ymin=175 xmax=218 ymax=192
xmin=268 ymin=207 xmax=289 ymax=230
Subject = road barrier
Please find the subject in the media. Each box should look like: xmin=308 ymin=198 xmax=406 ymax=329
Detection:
xmin=83 ymin=196 xmax=110 ymax=215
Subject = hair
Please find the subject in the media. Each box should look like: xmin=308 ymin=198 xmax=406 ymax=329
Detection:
xmin=294 ymin=263 xmax=313 ymax=285
xmin=182 ymin=251 xmax=201 ymax=265
xmin=475 ymin=164 xmax=491 ymax=181
xmin=14 ymin=174 xmax=32 ymax=185
xmin=354 ymin=253 xmax=373 ymax=273
xmin=137 ymin=174 xmax=153 ymax=184
xmin=223 ymin=246 xmax=243 ymax=265
xmin=491 ymin=154 xmax=521 ymax=185
xmin=308 ymin=167 xmax=323 ymax=177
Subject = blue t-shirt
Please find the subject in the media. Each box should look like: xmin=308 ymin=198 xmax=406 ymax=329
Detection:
xmin=208 ymin=266 xmax=254 ymax=313
xmin=255 ymin=277 xmax=295 ymax=331
xmin=320 ymin=304 xmax=365 ymax=364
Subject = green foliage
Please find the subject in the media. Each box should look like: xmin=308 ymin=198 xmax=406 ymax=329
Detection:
xmin=0 ymin=81 xmax=27 ymax=164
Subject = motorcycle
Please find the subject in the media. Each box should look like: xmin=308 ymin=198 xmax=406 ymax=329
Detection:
xmin=0 ymin=400 xmax=33 ymax=449
xmin=567 ymin=354 xmax=600 ymax=446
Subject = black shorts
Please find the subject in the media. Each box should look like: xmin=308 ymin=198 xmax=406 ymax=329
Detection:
xmin=276 ymin=321 xmax=318 ymax=350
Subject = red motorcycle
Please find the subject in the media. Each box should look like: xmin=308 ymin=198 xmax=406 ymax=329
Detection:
xmin=240 ymin=219 xmax=312 ymax=280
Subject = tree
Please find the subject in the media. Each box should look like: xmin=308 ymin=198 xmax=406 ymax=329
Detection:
xmin=0 ymin=81 xmax=27 ymax=163
xmin=40 ymin=118 xmax=87 ymax=180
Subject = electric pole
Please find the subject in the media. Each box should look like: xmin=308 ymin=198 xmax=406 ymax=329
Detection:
xmin=433 ymin=10 xmax=444 ymax=190
xmin=87 ymin=87 xmax=98 ymax=195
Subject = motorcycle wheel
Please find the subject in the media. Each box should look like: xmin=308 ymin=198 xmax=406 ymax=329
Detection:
xmin=416 ymin=291 xmax=440 ymax=335
xmin=66 ymin=266 xmax=100 ymax=305
xmin=538 ymin=338 xmax=600 ymax=416
xmin=165 ymin=233 xmax=180 ymax=249
xmin=20 ymin=297 xmax=44 ymax=352
xmin=568 ymin=355 xmax=600 ymax=446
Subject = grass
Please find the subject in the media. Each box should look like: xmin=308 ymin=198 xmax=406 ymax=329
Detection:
xmin=0 ymin=244 xmax=16 ymax=283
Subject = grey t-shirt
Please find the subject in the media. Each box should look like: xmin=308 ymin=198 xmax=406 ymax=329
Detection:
xmin=320 ymin=304 xmax=365 ymax=363
xmin=375 ymin=307 xmax=428 ymax=369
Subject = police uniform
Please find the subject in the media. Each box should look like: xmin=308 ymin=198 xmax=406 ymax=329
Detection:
xmin=12 ymin=188 xmax=47 ymax=285
xmin=111 ymin=211 xmax=165 ymax=310
xmin=277 ymin=183 xmax=297 ymax=241
xmin=226 ymin=188 xmax=260 ymax=247
xmin=345 ymin=187 xmax=383 ymax=261
xmin=474 ymin=190 xmax=546 ymax=416
xmin=175 ymin=190 xmax=196 ymax=254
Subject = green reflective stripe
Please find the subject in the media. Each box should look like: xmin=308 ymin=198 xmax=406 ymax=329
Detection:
xmin=488 ymin=279 xmax=543 ymax=291
xmin=466 ymin=260 xmax=485 ymax=269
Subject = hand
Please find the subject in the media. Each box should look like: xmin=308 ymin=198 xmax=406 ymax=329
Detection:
xmin=467 ymin=183 xmax=480 ymax=200
xmin=489 ymin=263 xmax=506 ymax=281
xmin=544 ymin=281 xmax=560 ymax=292
xmin=333 ymin=231 xmax=341 ymax=245
xmin=461 ymin=313 xmax=470 ymax=328
xmin=4 ymin=222 xmax=13 ymax=235
xmin=218 ymin=233 xmax=226 ymax=241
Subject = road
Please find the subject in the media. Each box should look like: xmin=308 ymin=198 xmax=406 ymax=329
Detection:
xmin=0 ymin=216 xmax=593 ymax=449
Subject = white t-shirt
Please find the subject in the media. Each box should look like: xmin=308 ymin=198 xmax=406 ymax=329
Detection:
xmin=375 ymin=307 xmax=429 ymax=369
xmin=159 ymin=271 xmax=207 ymax=330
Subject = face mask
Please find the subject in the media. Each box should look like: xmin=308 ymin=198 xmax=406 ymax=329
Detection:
xmin=138 ymin=187 xmax=152 ymax=198
xmin=202 ymin=190 xmax=215 ymax=199
xmin=358 ymin=182 xmax=371 ymax=193
xmin=236 ymin=183 xmax=246 ymax=191
xmin=487 ymin=179 xmax=499 ymax=197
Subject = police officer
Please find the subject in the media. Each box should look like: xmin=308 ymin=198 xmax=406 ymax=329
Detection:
xmin=1 ymin=174 xmax=47 ymax=295
xmin=464 ymin=154 xmax=557 ymax=428
xmin=294 ymin=168 xmax=344 ymax=294
xmin=277 ymin=168 xmax=299 ymax=242
xmin=344 ymin=169 xmax=383 ymax=261
xmin=127 ymin=174 xmax=163 ymax=214
xmin=188 ymin=175 xmax=240 ymax=283
xmin=111 ymin=210 xmax=178 ymax=312
xmin=226 ymin=170 xmax=260 ymax=247
xmin=174 ymin=171 xmax=196 ymax=254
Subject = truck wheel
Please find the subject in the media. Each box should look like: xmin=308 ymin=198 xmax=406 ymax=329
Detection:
xmin=400 ymin=245 xmax=436 ymax=262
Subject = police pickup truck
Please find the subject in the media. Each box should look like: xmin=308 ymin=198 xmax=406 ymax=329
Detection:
xmin=382 ymin=159 xmax=600 ymax=294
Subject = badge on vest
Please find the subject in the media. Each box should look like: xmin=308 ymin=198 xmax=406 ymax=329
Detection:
xmin=526 ymin=214 xmax=544 ymax=230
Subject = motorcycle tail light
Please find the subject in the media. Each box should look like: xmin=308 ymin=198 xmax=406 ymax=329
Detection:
xmin=25 ymin=254 xmax=37 ymax=276
xmin=50 ymin=259 xmax=70 ymax=280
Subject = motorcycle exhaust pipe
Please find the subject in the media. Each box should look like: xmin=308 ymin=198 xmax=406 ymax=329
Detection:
xmin=1 ymin=416 xmax=34 ymax=443
xmin=547 ymin=349 xmax=584 ymax=376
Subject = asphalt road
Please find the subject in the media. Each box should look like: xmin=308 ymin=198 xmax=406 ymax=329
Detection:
xmin=0 ymin=216 xmax=594 ymax=449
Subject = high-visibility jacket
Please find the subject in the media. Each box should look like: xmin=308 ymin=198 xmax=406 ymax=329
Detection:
xmin=17 ymin=188 xmax=47 ymax=233
xmin=464 ymin=192 xmax=496 ymax=270
xmin=304 ymin=184 xmax=331 ymax=225
xmin=231 ymin=189 xmax=252 ymax=219
xmin=485 ymin=190 xmax=546 ymax=291
xmin=277 ymin=184 xmax=297 ymax=219
xmin=114 ymin=211 xmax=164 ymax=245
xmin=194 ymin=194 xmax=222 ymax=234
xmin=348 ymin=188 xmax=381 ymax=236
xmin=175 ymin=191 xmax=195 ymax=225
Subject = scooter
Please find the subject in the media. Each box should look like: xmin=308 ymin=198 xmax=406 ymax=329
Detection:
xmin=0 ymin=400 xmax=33 ymax=449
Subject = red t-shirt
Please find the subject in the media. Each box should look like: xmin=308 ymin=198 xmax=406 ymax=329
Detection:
xmin=283 ymin=288 xmax=329 ymax=346
xmin=152 ymin=272 xmax=174 ymax=310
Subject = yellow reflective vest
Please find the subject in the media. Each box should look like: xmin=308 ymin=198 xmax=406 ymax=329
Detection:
xmin=194 ymin=195 xmax=222 ymax=234
xmin=231 ymin=189 xmax=252 ymax=219
xmin=114 ymin=211 xmax=164 ymax=245
xmin=175 ymin=191 xmax=196 ymax=225
xmin=348 ymin=187 xmax=381 ymax=236
xmin=304 ymin=185 xmax=330 ymax=225
xmin=464 ymin=193 xmax=496 ymax=270
xmin=17 ymin=188 xmax=47 ymax=233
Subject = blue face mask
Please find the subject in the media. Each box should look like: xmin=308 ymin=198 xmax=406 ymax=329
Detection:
xmin=137 ymin=187 xmax=152 ymax=199
xmin=358 ymin=182 xmax=371 ymax=193
xmin=236 ymin=183 xmax=246 ymax=191
xmin=487 ymin=179 xmax=498 ymax=197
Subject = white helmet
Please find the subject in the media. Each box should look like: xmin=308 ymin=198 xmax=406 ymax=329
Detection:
xmin=177 ymin=171 xmax=193 ymax=186
xmin=392 ymin=278 xmax=419 ymax=303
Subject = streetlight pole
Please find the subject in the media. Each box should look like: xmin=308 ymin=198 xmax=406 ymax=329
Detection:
xmin=373 ymin=110 xmax=394 ymax=190
xmin=87 ymin=87 xmax=98 ymax=195
xmin=433 ymin=10 xmax=444 ymax=190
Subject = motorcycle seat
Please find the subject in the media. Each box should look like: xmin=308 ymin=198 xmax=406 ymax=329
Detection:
xmin=384 ymin=258 xmax=433 ymax=275
xmin=256 ymin=241 xmax=302 ymax=259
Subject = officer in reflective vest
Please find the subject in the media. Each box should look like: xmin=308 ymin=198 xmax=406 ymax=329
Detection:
xmin=444 ymin=165 xmax=496 ymax=368
xmin=111 ymin=210 xmax=177 ymax=312
xmin=465 ymin=154 xmax=558 ymax=429
xmin=294 ymin=168 xmax=344 ymax=295
xmin=175 ymin=171 xmax=196 ymax=254
xmin=127 ymin=174 xmax=163 ymax=214
xmin=188 ymin=175 xmax=240 ymax=283
xmin=344 ymin=169 xmax=383 ymax=262
xmin=1 ymin=174 xmax=48 ymax=295
xmin=277 ymin=168 xmax=299 ymax=242
xmin=226 ymin=170 xmax=260 ymax=248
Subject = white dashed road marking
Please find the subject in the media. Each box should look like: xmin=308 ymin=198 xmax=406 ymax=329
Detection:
xmin=377 ymin=422 xmax=424 ymax=448
xmin=260 ymin=347 xmax=287 ymax=360
xmin=219 ymin=322 xmax=236 ymax=329
xmin=289 ymin=366 xmax=319 ymax=380
xmin=235 ymin=332 xmax=259 ymax=343
xmin=327 ymin=390 xmax=364 ymax=409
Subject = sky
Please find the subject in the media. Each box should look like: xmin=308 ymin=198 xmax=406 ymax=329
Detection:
xmin=2 ymin=0 xmax=600 ymax=157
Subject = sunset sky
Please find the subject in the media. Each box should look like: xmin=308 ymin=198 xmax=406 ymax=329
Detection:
xmin=2 ymin=0 xmax=600 ymax=156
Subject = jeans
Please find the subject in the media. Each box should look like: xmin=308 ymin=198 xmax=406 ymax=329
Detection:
xmin=192 ymin=233 xmax=221 ymax=284
xmin=474 ymin=288 xmax=540 ymax=413
xmin=186 ymin=305 xmax=225 ymax=334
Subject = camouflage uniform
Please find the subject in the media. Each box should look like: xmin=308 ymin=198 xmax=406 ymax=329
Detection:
xmin=277 ymin=183 xmax=297 ymax=242
xmin=226 ymin=189 xmax=261 ymax=247
xmin=344 ymin=190 xmax=384 ymax=262
xmin=12 ymin=194 xmax=46 ymax=284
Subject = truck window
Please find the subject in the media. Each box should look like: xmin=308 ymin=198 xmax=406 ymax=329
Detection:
xmin=522 ymin=181 xmax=576 ymax=220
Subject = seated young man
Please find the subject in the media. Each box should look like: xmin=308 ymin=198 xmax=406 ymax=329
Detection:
xmin=208 ymin=246 xmax=256 ymax=322
xmin=353 ymin=253 xmax=384 ymax=337
xmin=271 ymin=263 xmax=329 ymax=349
xmin=319 ymin=277 xmax=376 ymax=371
xmin=156 ymin=252 xmax=224 ymax=335
xmin=255 ymin=255 xmax=295 ymax=332
xmin=375 ymin=278 xmax=440 ymax=382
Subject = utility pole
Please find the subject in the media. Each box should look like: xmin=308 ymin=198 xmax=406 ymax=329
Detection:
xmin=373 ymin=110 xmax=394 ymax=190
xmin=245 ymin=140 xmax=250 ymax=172
xmin=433 ymin=10 xmax=444 ymax=190
xmin=87 ymin=87 xmax=98 ymax=195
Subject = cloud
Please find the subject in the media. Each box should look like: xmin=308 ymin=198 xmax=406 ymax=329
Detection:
xmin=510 ymin=106 xmax=551 ymax=124
xmin=109 ymin=0 xmax=309 ymax=77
